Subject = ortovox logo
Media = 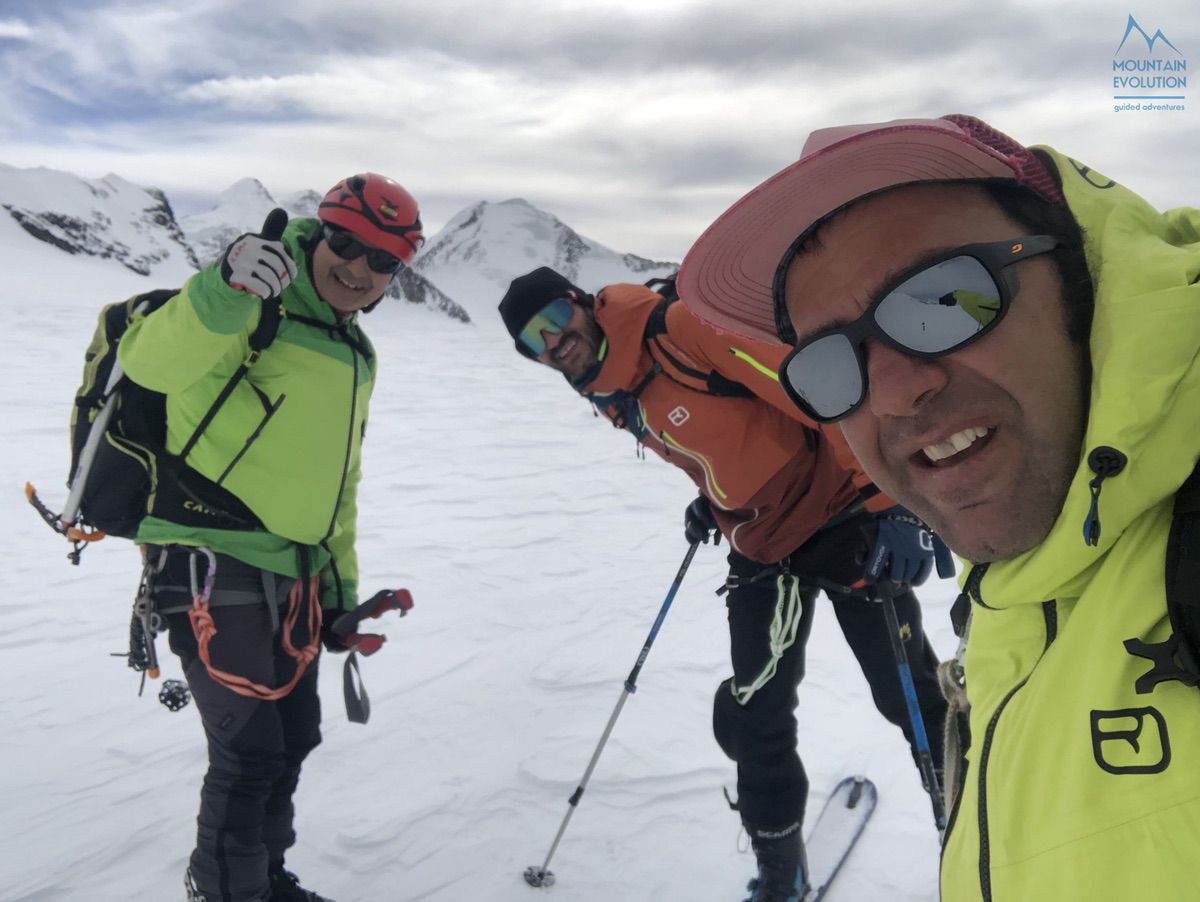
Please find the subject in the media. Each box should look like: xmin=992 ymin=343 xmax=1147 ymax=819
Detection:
xmin=667 ymin=406 xmax=690 ymax=426
xmin=1091 ymin=707 xmax=1171 ymax=774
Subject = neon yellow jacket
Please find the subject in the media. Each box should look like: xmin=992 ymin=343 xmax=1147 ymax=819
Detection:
xmin=117 ymin=218 xmax=375 ymax=609
xmin=939 ymin=150 xmax=1200 ymax=900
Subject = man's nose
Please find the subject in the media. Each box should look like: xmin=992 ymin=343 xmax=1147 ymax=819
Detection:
xmin=863 ymin=339 xmax=948 ymax=417
xmin=343 ymin=254 xmax=373 ymax=277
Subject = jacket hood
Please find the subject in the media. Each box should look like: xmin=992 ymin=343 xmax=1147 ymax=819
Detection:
xmin=579 ymin=284 xmax=662 ymax=394
xmin=977 ymin=147 xmax=1200 ymax=607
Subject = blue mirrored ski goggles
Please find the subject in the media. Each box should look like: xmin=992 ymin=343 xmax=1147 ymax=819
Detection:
xmin=517 ymin=296 xmax=576 ymax=358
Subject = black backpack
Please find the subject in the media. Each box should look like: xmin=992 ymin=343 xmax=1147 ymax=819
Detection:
xmin=67 ymin=288 xmax=281 ymax=543
xmin=1126 ymin=459 xmax=1200 ymax=692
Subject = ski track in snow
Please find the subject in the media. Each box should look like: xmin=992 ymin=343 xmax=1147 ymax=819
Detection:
xmin=0 ymin=241 xmax=954 ymax=901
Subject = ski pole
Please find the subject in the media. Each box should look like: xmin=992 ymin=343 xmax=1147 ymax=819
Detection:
xmin=524 ymin=541 xmax=700 ymax=889
xmin=873 ymin=585 xmax=946 ymax=832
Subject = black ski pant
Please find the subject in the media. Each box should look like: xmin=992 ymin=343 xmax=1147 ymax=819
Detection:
xmin=155 ymin=550 xmax=322 ymax=902
xmin=712 ymin=540 xmax=946 ymax=833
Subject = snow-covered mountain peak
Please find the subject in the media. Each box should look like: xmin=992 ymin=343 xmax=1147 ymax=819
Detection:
xmin=0 ymin=164 xmax=198 ymax=280
xmin=415 ymin=197 xmax=677 ymax=322
xmin=179 ymin=178 xmax=286 ymax=267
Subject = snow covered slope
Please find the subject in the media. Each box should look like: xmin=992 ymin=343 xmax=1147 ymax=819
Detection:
xmin=0 ymin=183 xmax=953 ymax=902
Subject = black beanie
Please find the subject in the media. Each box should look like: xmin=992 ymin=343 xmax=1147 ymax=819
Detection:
xmin=498 ymin=267 xmax=586 ymax=347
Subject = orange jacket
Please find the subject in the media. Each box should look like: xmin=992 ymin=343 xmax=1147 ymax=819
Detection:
xmin=582 ymin=284 xmax=884 ymax=563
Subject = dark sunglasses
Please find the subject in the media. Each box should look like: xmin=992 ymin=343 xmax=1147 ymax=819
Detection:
xmin=517 ymin=296 xmax=576 ymax=358
xmin=322 ymin=225 xmax=404 ymax=274
xmin=779 ymin=235 xmax=1063 ymax=422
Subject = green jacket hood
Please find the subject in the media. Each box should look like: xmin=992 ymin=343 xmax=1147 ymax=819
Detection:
xmin=977 ymin=147 xmax=1200 ymax=608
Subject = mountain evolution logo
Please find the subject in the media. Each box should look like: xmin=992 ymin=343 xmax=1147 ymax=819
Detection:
xmin=1112 ymin=14 xmax=1187 ymax=113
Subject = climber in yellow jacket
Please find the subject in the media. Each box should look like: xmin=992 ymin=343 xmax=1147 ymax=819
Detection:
xmin=677 ymin=115 xmax=1200 ymax=901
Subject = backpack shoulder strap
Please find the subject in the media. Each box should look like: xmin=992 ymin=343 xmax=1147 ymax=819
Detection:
xmin=177 ymin=297 xmax=282 ymax=461
xmin=1125 ymin=455 xmax=1200 ymax=692
xmin=641 ymin=294 xmax=755 ymax=399
xmin=1165 ymin=459 xmax=1200 ymax=662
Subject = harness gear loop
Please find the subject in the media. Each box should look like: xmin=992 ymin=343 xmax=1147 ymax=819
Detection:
xmin=186 ymin=547 xmax=323 ymax=701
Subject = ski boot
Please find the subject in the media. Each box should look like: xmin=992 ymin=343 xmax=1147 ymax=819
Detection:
xmin=743 ymin=821 xmax=810 ymax=902
xmin=185 ymin=867 xmax=270 ymax=902
xmin=268 ymin=863 xmax=335 ymax=902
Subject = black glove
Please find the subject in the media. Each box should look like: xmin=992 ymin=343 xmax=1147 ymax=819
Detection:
xmin=683 ymin=495 xmax=721 ymax=546
xmin=320 ymin=613 xmax=351 ymax=654
xmin=865 ymin=505 xmax=943 ymax=587
xmin=219 ymin=208 xmax=297 ymax=300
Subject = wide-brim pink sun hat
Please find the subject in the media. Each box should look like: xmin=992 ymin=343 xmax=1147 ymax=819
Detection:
xmin=677 ymin=114 xmax=1064 ymax=344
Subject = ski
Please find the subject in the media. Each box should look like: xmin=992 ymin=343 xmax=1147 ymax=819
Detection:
xmin=803 ymin=775 xmax=877 ymax=901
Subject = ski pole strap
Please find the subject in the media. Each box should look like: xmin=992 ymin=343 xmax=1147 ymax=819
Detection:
xmin=343 ymin=651 xmax=370 ymax=724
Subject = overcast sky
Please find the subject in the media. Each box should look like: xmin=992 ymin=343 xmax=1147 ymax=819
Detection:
xmin=3 ymin=0 xmax=1198 ymax=260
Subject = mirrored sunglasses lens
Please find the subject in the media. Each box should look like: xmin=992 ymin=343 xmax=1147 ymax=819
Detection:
xmin=875 ymin=255 xmax=1001 ymax=353
xmin=785 ymin=333 xmax=863 ymax=419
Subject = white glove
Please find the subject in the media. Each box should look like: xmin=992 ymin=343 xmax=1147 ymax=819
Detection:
xmin=219 ymin=208 xmax=297 ymax=301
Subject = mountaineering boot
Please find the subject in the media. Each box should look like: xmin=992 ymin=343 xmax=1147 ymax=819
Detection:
xmin=742 ymin=821 xmax=810 ymax=902
xmin=186 ymin=867 xmax=270 ymax=902
xmin=268 ymin=863 xmax=335 ymax=902
xmin=185 ymin=868 xmax=210 ymax=902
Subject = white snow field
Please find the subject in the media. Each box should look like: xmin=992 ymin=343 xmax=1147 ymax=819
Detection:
xmin=0 ymin=224 xmax=956 ymax=901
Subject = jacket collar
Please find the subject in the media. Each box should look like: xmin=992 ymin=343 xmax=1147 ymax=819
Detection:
xmin=977 ymin=147 xmax=1200 ymax=607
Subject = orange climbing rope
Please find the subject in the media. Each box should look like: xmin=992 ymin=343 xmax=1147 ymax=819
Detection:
xmin=188 ymin=550 xmax=322 ymax=701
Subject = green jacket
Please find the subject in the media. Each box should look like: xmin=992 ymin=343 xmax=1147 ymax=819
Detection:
xmin=940 ymin=150 xmax=1200 ymax=900
xmin=117 ymin=218 xmax=375 ymax=610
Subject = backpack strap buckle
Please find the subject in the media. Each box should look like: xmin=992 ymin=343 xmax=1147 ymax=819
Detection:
xmin=1124 ymin=634 xmax=1200 ymax=693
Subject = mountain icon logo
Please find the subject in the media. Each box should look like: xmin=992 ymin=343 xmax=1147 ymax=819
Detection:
xmin=1115 ymin=14 xmax=1183 ymax=56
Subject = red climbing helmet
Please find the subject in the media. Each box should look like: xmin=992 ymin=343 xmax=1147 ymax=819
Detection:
xmin=318 ymin=173 xmax=424 ymax=265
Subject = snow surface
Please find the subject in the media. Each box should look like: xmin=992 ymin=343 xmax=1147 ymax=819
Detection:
xmin=0 ymin=220 xmax=956 ymax=901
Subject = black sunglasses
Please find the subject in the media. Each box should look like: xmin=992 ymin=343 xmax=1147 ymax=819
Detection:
xmin=779 ymin=235 xmax=1063 ymax=422
xmin=322 ymin=225 xmax=404 ymax=274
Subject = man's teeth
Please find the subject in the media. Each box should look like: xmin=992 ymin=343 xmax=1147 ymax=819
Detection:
xmin=923 ymin=426 xmax=990 ymax=463
xmin=554 ymin=335 xmax=576 ymax=360
xmin=336 ymin=273 xmax=364 ymax=290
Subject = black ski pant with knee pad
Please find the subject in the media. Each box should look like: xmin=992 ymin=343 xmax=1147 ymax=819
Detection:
xmin=712 ymin=540 xmax=945 ymax=833
xmin=154 ymin=550 xmax=322 ymax=902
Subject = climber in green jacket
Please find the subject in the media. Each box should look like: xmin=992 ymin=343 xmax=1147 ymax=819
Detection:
xmin=677 ymin=116 xmax=1200 ymax=902
xmin=118 ymin=173 xmax=423 ymax=902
